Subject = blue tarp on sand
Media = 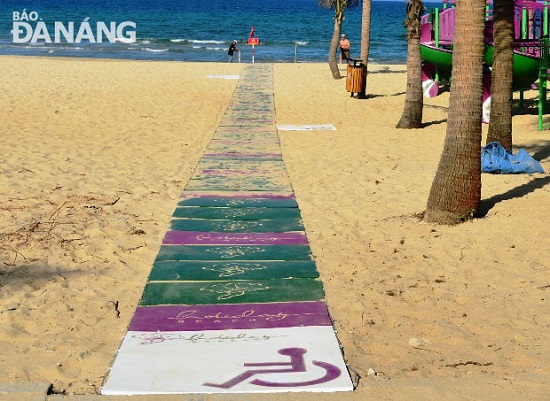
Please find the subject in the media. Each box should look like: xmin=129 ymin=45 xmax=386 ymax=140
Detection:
xmin=481 ymin=142 xmax=544 ymax=174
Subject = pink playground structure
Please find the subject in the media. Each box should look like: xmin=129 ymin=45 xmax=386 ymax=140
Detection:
xmin=420 ymin=0 xmax=550 ymax=129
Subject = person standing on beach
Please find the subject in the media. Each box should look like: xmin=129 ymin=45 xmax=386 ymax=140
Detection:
xmin=228 ymin=40 xmax=239 ymax=62
xmin=339 ymin=34 xmax=350 ymax=64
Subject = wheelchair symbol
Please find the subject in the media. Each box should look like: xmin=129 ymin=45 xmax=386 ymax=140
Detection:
xmin=203 ymin=347 xmax=341 ymax=389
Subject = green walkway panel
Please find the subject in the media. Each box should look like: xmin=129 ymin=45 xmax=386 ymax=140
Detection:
xmin=173 ymin=206 xmax=301 ymax=220
xmin=140 ymin=278 xmax=326 ymax=305
xmin=149 ymin=260 xmax=319 ymax=281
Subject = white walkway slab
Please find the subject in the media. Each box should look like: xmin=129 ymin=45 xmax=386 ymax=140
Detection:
xmin=101 ymin=326 xmax=352 ymax=395
xmin=276 ymin=124 xmax=336 ymax=131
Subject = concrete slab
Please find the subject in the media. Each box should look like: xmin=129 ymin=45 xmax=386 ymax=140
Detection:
xmin=0 ymin=382 xmax=51 ymax=394
xmin=101 ymin=327 xmax=352 ymax=395
xmin=0 ymin=382 xmax=51 ymax=401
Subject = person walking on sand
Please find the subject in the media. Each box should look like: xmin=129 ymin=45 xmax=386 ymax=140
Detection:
xmin=228 ymin=40 xmax=239 ymax=63
xmin=339 ymin=34 xmax=350 ymax=64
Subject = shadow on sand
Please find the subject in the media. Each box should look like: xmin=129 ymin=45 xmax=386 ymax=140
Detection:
xmin=478 ymin=175 xmax=550 ymax=217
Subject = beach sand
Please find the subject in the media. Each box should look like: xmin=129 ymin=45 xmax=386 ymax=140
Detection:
xmin=0 ymin=56 xmax=548 ymax=400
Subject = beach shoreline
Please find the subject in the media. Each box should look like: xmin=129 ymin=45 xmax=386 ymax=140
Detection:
xmin=0 ymin=56 xmax=548 ymax=399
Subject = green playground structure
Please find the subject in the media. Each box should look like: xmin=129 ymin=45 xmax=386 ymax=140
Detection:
xmin=420 ymin=0 xmax=550 ymax=130
xmin=420 ymin=45 xmax=540 ymax=91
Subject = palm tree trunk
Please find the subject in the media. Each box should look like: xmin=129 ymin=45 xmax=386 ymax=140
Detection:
xmin=329 ymin=17 xmax=343 ymax=79
xmin=396 ymin=0 xmax=424 ymax=128
xmin=396 ymin=35 xmax=423 ymax=127
xmin=486 ymin=0 xmax=514 ymax=151
xmin=320 ymin=0 xmax=360 ymax=79
xmin=358 ymin=0 xmax=372 ymax=97
xmin=359 ymin=0 xmax=371 ymax=63
xmin=424 ymin=0 xmax=486 ymax=224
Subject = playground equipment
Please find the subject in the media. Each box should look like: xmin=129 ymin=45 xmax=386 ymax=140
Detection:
xmin=420 ymin=0 xmax=550 ymax=129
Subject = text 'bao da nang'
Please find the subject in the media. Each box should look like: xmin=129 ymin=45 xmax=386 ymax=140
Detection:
xmin=12 ymin=10 xmax=136 ymax=44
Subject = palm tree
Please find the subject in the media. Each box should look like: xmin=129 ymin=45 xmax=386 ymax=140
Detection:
xmin=358 ymin=0 xmax=372 ymax=97
xmin=396 ymin=0 xmax=425 ymax=128
xmin=318 ymin=0 xmax=360 ymax=79
xmin=486 ymin=0 xmax=515 ymax=151
xmin=424 ymin=0 xmax=487 ymax=224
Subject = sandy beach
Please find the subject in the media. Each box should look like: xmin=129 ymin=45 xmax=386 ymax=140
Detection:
xmin=0 ymin=56 xmax=548 ymax=400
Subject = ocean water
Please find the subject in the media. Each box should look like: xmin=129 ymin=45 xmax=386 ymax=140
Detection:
xmin=0 ymin=0 xmax=439 ymax=64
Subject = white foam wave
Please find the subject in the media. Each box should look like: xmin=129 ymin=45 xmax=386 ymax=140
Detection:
xmin=192 ymin=45 xmax=224 ymax=51
xmin=188 ymin=39 xmax=225 ymax=44
xmin=115 ymin=37 xmax=135 ymax=44
xmin=18 ymin=45 xmax=48 ymax=49
xmin=142 ymin=47 xmax=169 ymax=53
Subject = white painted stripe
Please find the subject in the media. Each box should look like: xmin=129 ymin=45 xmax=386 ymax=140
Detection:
xmin=207 ymin=75 xmax=241 ymax=79
xmin=277 ymin=124 xmax=336 ymax=131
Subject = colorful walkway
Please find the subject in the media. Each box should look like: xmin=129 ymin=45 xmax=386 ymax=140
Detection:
xmin=101 ymin=65 xmax=353 ymax=395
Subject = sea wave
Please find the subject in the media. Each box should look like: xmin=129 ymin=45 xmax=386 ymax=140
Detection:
xmin=115 ymin=37 xmax=135 ymax=44
xmin=187 ymin=39 xmax=226 ymax=44
xmin=1 ymin=44 xmax=86 ymax=51
xmin=192 ymin=45 xmax=225 ymax=51
xmin=142 ymin=47 xmax=169 ymax=53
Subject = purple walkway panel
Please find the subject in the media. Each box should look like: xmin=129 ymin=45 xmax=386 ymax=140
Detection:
xmin=162 ymin=231 xmax=308 ymax=245
xmin=128 ymin=301 xmax=333 ymax=331
xmin=198 ymin=169 xmax=280 ymax=176
xmin=180 ymin=191 xmax=296 ymax=200
xmin=203 ymin=152 xmax=283 ymax=160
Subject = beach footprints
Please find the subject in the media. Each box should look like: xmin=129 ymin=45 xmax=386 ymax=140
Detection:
xmin=101 ymin=65 xmax=353 ymax=395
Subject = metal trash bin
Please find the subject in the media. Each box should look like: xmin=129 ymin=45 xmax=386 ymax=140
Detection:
xmin=346 ymin=58 xmax=364 ymax=97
